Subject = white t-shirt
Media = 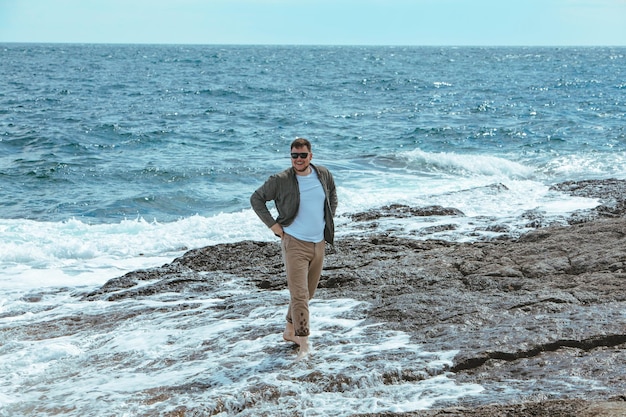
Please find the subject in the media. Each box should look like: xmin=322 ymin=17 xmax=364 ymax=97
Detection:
xmin=283 ymin=169 xmax=326 ymax=243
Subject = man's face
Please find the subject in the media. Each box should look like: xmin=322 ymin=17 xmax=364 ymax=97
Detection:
xmin=290 ymin=146 xmax=312 ymax=175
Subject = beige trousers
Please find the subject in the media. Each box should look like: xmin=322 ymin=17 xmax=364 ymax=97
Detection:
xmin=281 ymin=233 xmax=325 ymax=337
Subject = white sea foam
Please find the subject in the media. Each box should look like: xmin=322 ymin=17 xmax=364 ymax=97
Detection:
xmin=0 ymin=212 xmax=271 ymax=289
xmin=541 ymin=151 xmax=626 ymax=179
xmin=0 ymin=284 xmax=484 ymax=416
xmin=403 ymin=148 xmax=536 ymax=178
xmin=335 ymin=150 xmax=600 ymax=241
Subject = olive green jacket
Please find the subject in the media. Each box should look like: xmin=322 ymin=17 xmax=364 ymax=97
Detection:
xmin=250 ymin=164 xmax=338 ymax=245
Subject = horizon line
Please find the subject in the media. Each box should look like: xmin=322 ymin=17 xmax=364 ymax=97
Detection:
xmin=2 ymin=41 xmax=625 ymax=48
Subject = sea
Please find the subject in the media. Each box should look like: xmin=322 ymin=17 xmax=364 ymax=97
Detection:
xmin=1 ymin=44 xmax=625 ymax=416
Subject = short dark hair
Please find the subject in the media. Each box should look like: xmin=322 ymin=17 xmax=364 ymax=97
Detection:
xmin=291 ymin=137 xmax=311 ymax=151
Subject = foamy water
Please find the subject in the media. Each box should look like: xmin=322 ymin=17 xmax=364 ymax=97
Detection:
xmin=1 ymin=273 xmax=483 ymax=416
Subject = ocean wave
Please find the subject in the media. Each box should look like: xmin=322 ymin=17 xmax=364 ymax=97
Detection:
xmin=399 ymin=148 xmax=535 ymax=179
xmin=0 ymin=212 xmax=270 ymax=283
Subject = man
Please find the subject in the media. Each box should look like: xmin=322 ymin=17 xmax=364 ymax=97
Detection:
xmin=250 ymin=137 xmax=337 ymax=357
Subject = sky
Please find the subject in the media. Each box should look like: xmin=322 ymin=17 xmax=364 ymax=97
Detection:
xmin=0 ymin=0 xmax=625 ymax=46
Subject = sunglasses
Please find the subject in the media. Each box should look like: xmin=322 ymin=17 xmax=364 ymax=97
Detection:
xmin=291 ymin=152 xmax=309 ymax=159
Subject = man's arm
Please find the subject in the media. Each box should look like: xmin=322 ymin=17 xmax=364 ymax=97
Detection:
xmin=250 ymin=180 xmax=278 ymax=229
xmin=328 ymin=174 xmax=338 ymax=216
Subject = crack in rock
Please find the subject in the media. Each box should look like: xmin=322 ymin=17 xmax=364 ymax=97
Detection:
xmin=451 ymin=334 xmax=626 ymax=372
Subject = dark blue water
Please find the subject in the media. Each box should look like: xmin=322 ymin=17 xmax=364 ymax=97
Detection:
xmin=1 ymin=44 xmax=624 ymax=225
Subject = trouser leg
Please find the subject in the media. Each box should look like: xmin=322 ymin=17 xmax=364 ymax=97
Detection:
xmin=307 ymin=239 xmax=325 ymax=300
xmin=282 ymin=234 xmax=325 ymax=337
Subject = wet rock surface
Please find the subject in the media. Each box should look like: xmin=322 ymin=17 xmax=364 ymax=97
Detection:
xmin=357 ymin=398 xmax=626 ymax=417
xmin=85 ymin=179 xmax=626 ymax=416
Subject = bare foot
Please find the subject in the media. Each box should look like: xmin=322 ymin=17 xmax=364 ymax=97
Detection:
xmin=283 ymin=322 xmax=300 ymax=345
xmin=296 ymin=337 xmax=310 ymax=360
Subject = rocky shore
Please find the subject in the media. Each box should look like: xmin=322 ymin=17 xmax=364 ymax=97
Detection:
xmin=85 ymin=179 xmax=626 ymax=416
